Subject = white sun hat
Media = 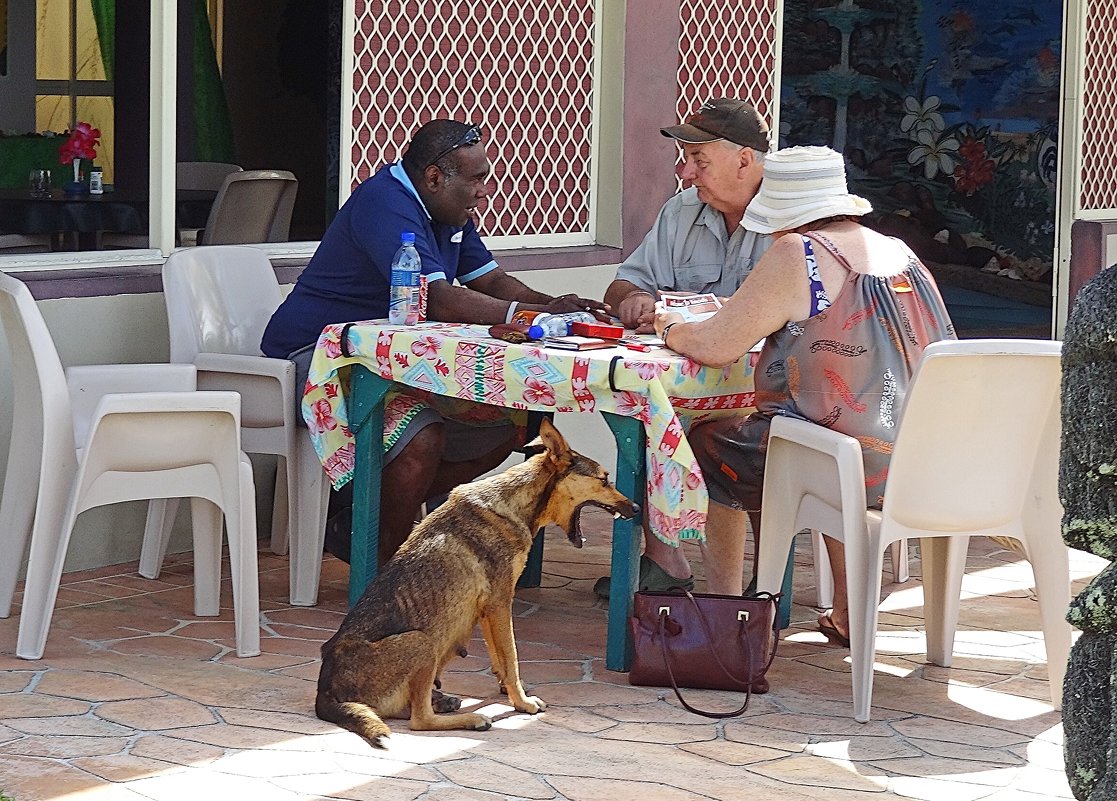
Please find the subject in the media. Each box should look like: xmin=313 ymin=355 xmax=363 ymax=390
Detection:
xmin=743 ymin=146 xmax=872 ymax=234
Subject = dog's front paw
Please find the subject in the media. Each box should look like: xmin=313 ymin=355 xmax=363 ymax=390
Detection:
xmin=516 ymin=696 xmax=547 ymax=714
xmin=467 ymin=713 xmax=493 ymax=731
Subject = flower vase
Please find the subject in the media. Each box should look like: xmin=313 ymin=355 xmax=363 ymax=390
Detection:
xmin=63 ymin=158 xmax=86 ymax=195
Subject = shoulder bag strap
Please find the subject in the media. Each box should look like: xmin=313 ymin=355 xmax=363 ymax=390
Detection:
xmin=655 ymin=591 xmax=781 ymax=719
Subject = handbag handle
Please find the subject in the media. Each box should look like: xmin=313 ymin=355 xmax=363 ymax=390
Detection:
xmin=656 ymin=590 xmax=781 ymax=719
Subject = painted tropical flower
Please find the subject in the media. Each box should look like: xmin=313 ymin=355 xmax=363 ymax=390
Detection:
xmin=900 ymin=96 xmax=945 ymax=138
xmin=907 ymin=129 xmax=959 ymax=179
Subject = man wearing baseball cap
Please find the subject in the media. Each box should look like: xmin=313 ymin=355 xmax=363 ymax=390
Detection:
xmin=596 ymin=98 xmax=774 ymax=597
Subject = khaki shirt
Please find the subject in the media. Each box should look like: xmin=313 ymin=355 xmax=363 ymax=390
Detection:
xmin=615 ymin=187 xmax=771 ymax=296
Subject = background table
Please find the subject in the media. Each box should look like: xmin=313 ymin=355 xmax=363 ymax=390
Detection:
xmin=303 ymin=321 xmax=759 ymax=670
xmin=0 ymin=188 xmax=214 ymax=250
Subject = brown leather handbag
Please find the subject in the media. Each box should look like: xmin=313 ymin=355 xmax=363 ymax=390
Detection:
xmin=628 ymin=589 xmax=781 ymax=718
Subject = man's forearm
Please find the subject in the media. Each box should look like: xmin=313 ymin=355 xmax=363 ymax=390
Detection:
xmin=604 ymin=278 xmax=653 ymax=309
xmin=480 ymin=271 xmax=553 ymax=304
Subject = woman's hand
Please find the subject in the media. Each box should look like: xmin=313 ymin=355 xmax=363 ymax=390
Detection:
xmin=653 ymin=310 xmax=685 ymax=340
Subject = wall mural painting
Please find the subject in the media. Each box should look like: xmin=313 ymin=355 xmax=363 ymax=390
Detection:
xmin=780 ymin=0 xmax=1061 ymax=327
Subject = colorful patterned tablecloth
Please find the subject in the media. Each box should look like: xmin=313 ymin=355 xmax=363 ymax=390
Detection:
xmin=302 ymin=321 xmax=757 ymax=545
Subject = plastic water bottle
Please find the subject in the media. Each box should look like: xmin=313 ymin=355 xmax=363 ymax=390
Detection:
xmin=388 ymin=232 xmax=421 ymax=325
xmin=527 ymin=311 xmax=596 ymax=339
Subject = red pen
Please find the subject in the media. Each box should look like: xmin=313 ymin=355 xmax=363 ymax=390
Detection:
xmin=622 ymin=341 xmax=652 ymax=352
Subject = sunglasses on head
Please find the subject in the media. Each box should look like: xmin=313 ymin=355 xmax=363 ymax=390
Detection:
xmin=425 ymin=125 xmax=482 ymax=169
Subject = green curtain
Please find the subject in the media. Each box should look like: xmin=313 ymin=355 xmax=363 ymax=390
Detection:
xmin=192 ymin=0 xmax=235 ymax=162
xmin=87 ymin=0 xmax=234 ymax=162
xmin=90 ymin=0 xmax=114 ymax=79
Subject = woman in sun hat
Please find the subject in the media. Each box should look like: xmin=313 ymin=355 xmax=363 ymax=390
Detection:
xmin=654 ymin=145 xmax=956 ymax=646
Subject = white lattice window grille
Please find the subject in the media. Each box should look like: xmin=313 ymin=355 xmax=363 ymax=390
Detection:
xmin=1079 ymin=0 xmax=1117 ymax=213
xmin=345 ymin=0 xmax=600 ymax=249
xmin=675 ymin=0 xmax=782 ymax=190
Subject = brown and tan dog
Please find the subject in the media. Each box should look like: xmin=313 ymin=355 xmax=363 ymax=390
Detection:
xmin=315 ymin=418 xmax=639 ymax=748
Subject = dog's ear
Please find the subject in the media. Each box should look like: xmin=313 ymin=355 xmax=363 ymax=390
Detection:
xmin=537 ymin=416 xmax=571 ymax=459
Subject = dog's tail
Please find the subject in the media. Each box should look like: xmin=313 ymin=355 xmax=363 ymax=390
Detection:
xmin=316 ymin=694 xmax=391 ymax=749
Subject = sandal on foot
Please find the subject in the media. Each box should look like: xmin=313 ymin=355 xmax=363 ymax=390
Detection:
xmin=593 ymin=554 xmax=694 ymax=599
xmin=818 ymin=609 xmax=850 ymax=648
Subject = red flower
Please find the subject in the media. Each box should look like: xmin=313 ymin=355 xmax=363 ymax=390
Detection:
xmin=58 ymin=122 xmax=101 ymax=165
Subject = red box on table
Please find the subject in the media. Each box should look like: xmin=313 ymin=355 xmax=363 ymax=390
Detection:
xmin=569 ymin=320 xmax=623 ymax=339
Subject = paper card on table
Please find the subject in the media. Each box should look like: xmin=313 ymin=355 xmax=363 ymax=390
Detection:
xmin=656 ymin=292 xmax=722 ymax=322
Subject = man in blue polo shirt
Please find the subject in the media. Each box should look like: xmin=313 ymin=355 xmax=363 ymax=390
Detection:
xmin=262 ymin=119 xmax=605 ymax=565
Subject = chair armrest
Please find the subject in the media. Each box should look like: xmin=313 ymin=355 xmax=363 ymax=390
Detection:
xmin=192 ymin=352 xmax=294 ymax=382
xmin=66 ymin=364 xmax=199 ymax=446
xmin=192 ymin=352 xmax=295 ymax=429
xmin=769 ymin=416 xmax=861 ymax=458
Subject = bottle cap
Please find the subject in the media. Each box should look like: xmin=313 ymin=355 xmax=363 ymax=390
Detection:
xmin=527 ymin=324 xmax=546 ymax=340
xmin=400 ymin=231 xmax=416 ymax=244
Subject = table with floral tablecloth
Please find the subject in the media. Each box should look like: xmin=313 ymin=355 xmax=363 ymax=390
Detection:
xmin=303 ymin=321 xmax=757 ymax=545
xmin=302 ymin=321 xmax=757 ymax=671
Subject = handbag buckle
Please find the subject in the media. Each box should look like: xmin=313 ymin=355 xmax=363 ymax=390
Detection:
xmin=737 ymin=610 xmax=750 ymax=622
xmin=659 ymin=606 xmax=671 ymax=616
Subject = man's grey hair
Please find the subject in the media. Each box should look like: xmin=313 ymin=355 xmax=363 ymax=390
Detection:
xmin=720 ymin=138 xmax=767 ymax=160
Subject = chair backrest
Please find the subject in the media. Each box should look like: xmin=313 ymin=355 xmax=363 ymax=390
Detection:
xmin=883 ymin=338 xmax=1062 ymax=532
xmin=0 ymin=272 xmax=78 ymax=464
xmin=200 ymin=169 xmax=298 ymax=245
xmin=176 ymin=161 xmax=243 ymax=192
xmin=162 ymin=245 xmax=285 ymax=362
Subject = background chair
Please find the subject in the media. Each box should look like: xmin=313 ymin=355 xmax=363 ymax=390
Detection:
xmin=0 ymin=273 xmax=260 ymax=659
xmin=176 ymin=161 xmax=243 ymax=245
xmin=152 ymin=245 xmax=330 ymax=606
xmin=755 ymin=339 xmax=1068 ymax=723
xmin=198 ymin=169 xmax=298 ymax=245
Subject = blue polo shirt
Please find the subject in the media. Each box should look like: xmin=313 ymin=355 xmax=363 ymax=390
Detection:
xmin=261 ymin=162 xmax=498 ymax=358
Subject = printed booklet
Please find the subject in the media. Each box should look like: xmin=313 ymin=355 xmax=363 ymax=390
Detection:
xmin=656 ymin=292 xmax=722 ymax=322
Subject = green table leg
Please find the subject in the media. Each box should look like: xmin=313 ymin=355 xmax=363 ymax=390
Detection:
xmin=602 ymin=412 xmax=646 ymax=672
xmin=347 ymin=366 xmax=390 ymax=607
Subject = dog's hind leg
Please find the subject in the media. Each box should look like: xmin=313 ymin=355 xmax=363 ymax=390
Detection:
xmin=480 ymin=609 xmax=546 ymax=714
xmin=406 ymin=653 xmax=492 ymax=733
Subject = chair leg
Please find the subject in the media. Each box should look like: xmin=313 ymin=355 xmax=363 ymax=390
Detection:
xmin=229 ymin=457 xmax=261 ymax=657
xmin=1021 ymin=534 xmax=1071 ymax=710
xmin=15 ymin=475 xmax=82 ymax=660
xmin=0 ymin=462 xmax=39 ymax=617
xmin=890 ymin=538 xmax=910 ymax=584
xmin=846 ymin=531 xmax=887 ymax=724
xmin=517 ymin=529 xmax=545 ymax=589
xmin=271 ymin=457 xmax=291 ymax=556
xmin=190 ymin=497 xmax=224 ymax=617
xmin=922 ymin=535 xmax=969 ymax=667
xmin=289 ymin=436 xmax=330 ymax=606
xmin=139 ymin=497 xmax=180 ymax=579
xmin=812 ymin=529 xmax=833 ymax=609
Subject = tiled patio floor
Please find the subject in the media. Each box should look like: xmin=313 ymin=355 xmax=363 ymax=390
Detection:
xmin=0 ymin=508 xmax=1103 ymax=801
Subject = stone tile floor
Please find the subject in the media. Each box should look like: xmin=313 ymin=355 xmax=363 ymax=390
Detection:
xmin=0 ymin=507 xmax=1104 ymax=801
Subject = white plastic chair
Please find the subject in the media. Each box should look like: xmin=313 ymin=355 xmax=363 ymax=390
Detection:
xmin=176 ymin=161 xmax=243 ymax=245
xmin=0 ymin=273 xmax=261 ymax=659
xmin=153 ymin=245 xmax=329 ymax=606
xmin=754 ymin=339 xmax=1068 ymax=723
xmin=199 ymin=170 xmax=298 ymax=245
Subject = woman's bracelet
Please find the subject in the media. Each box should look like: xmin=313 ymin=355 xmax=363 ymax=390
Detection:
xmin=505 ymin=301 xmax=519 ymax=323
xmin=661 ymin=322 xmax=679 ymax=349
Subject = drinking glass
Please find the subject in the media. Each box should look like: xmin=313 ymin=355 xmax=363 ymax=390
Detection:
xmin=29 ymin=169 xmax=52 ymax=198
